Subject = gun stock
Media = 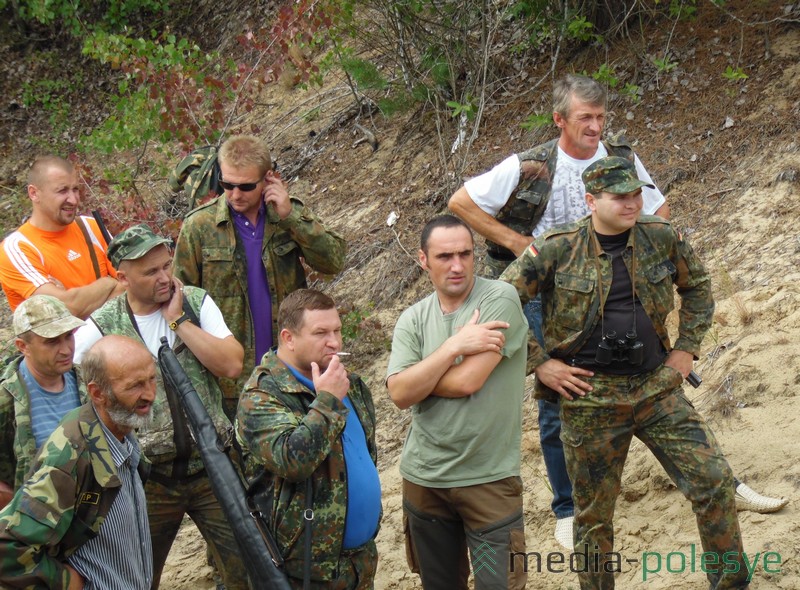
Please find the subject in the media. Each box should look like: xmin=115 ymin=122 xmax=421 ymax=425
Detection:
xmin=157 ymin=338 xmax=291 ymax=589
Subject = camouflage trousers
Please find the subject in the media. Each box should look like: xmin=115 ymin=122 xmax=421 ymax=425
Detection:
xmin=145 ymin=471 xmax=250 ymax=590
xmin=289 ymin=540 xmax=378 ymax=590
xmin=559 ymin=364 xmax=749 ymax=590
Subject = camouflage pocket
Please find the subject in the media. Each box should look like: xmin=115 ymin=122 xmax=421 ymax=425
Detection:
xmin=200 ymin=246 xmax=238 ymax=296
xmin=553 ymin=272 xmax=595 ymax=331
xmin=656 ymin=363 xmax=685 ymax=392
xmin=502 ymin=186 xmax=545 ymax=230
xmin=559 ymin=422 xmax=584 ymax=449
xmin=273 ymin=479 xmax=304 ymax=554
xmin=643 ymin=259 xmax=677 ymax=315
xmin=271 ymin=235 xmax=305 ymax=287
xmin=272 ymin=237 xmax=298 ymax=257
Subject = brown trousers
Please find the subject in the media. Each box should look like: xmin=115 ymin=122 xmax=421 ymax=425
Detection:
xmin=403 ymin=476 xmax=527 ymax=590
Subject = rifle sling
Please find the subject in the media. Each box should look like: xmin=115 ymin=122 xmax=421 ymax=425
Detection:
xmin=77 ymin=217 xmax=102 ymax=280
xmin=304 ymin=477 xmax=313 ymax=590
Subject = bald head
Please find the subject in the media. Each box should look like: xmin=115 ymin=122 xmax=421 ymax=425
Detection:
xmin=26 ymin=155 xmax=81 ymax=230
xmin=28 ymin=155 xmax=74 ymax=187
xmin=83 ymin=335 xmax=156 ymax=439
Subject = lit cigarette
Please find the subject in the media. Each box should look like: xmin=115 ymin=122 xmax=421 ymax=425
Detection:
xmin=335 ymin=352 xmax=352 ymax=356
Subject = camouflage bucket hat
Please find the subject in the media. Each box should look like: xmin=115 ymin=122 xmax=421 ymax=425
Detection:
xmin=13 ymin=294 xmax=85 ymax=337
xmin=582 ymin=156 xmax=655 ymax=195
xmin=107 ymin=224 xmax=172 ymax=269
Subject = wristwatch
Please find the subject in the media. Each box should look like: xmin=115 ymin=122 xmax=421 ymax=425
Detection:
xmin=169 ymin=312 xmax=191 ymax=331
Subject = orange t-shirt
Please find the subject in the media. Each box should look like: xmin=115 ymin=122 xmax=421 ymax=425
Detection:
xmin=0 ymin=216 xmax=117 ymax=311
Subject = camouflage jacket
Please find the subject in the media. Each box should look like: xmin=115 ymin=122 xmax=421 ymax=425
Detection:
xmin=0 ymin=358 xmax=88 ymax=490
xmin=487 ymin=135 xmax=633 ymax=265
xmin=88 ymin=287 xmax=232 ymax=477
xmin=236 ymin=352 xmax=378 ymax=582
xmin=500 ymin=215 xmax=714 ymax=400
xmin=173 ymin=195 xmax=346 ymax=402
xmin=0 ymin=403 xmax=145 ymax=589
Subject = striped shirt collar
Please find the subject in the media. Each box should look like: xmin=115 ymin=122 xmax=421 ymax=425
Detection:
xmin=95 ymin=409 xmax=138 ymax=469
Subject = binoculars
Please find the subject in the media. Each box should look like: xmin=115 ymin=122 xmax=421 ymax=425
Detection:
xmin=595 ymin=331 xmax=644 ymax=366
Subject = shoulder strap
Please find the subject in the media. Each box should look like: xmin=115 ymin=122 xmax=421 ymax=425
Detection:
xmin=77 ymin=217 xmax=102 ymax=280
xmin=182 ymin=293 xmax=202 ymax=326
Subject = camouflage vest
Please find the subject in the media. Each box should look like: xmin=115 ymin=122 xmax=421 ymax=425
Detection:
xmin=486 ymin=135 xmax=634 ymax=263
xmin=0 ymin=357 xmax=88 ymax=490
xmin=89 ymin=287 xmax=231 ymax=476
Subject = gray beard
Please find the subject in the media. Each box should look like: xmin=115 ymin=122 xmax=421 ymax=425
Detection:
xmin=106 ymin=394 xmax=152 ymax=431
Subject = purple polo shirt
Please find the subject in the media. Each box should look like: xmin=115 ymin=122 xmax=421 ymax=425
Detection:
xmin=231 ymin=204 xmax=272 ymax=365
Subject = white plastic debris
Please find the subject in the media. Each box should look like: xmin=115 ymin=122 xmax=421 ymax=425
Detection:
xmin=387 ymin=211 xmax=399 ymax=227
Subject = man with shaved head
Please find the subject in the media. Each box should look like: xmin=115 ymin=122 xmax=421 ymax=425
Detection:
xmin=0 ymin=155 xmax=124 ymax=318
xmin=0 ymin=335 xmax=155 ymax=589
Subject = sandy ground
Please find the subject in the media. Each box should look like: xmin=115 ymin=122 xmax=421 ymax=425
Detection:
xmin=158 ymin=19 xmax=800 ymax=590
xmin=1 ymin=4 xmax=796 ymax=590
xmin=161 ymin=111 xmax=800 ymax=590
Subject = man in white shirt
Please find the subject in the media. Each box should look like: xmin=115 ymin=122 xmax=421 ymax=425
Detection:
xmin=449 ymin=73 xmax=786 ymax=548
xmin=73 ymin=224 xmax=249 ymax=590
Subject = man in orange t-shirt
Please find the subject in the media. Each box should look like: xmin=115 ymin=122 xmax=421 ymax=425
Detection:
xmin=0 ymin=156 xmax=124 ymax=318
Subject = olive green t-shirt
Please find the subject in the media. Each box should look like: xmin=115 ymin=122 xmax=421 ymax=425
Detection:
xmin=387 ymin=277 xmax=527 ymax=487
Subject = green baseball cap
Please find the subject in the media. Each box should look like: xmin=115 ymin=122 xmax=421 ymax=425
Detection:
xmin=107 ymin=224 xmax=172 ymax=269
xmin=582 ymin=156 xmax=655 ymax=195
xmin=13 ymin=294 xmax=85 ymax=337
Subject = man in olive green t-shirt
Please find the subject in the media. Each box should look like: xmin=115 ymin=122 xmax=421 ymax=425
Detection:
xmin=387 ymin=215 xmax=528 ymax=590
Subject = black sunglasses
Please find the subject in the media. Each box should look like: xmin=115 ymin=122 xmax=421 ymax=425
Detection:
xmin=220 ymin=179 xmax=260 ymax=192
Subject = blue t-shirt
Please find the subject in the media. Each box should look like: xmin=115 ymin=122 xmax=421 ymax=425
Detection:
xmin=19 ymin=360 xmax=82 ymax=448
xmin=284 ymin=363 xmax=381 ymax=549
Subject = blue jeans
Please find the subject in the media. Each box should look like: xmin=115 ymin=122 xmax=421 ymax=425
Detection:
xmin=523 ymin=297 xmax=574 ymax=519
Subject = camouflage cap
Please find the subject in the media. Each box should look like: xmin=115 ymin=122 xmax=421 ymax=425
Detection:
xmin=13 ymin=294 xmax=85 ymax=337
xmin=582 ymin=156 xmax=655 ymax=195
xmin=107 ymin=224 xmax=172 ymax=269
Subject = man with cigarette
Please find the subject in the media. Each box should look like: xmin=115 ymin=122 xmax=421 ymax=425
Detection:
xmin=173 ymin=135 xmax=346 ymax=421
xmin=237 ymin=288 xmax=380 ymax=589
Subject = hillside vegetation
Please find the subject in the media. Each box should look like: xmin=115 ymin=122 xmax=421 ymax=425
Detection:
xmin=1 ymin=0 xmax=799 ymax=588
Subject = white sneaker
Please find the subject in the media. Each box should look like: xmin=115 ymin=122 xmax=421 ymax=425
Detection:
xmin=554 ymin=516 xmax=574 ymax=550
xmin=735 ymin=483 xmax=788 ymax=514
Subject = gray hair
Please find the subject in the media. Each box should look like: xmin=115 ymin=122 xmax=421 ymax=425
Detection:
xmin=81 ymin=344 xmax=113 ymax=396
xmin=553 ymin=74 xmax=607 ymax=118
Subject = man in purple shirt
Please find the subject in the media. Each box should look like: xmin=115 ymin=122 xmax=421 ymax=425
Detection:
xmin=174 ymin=135 xmax=346 ymax=420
